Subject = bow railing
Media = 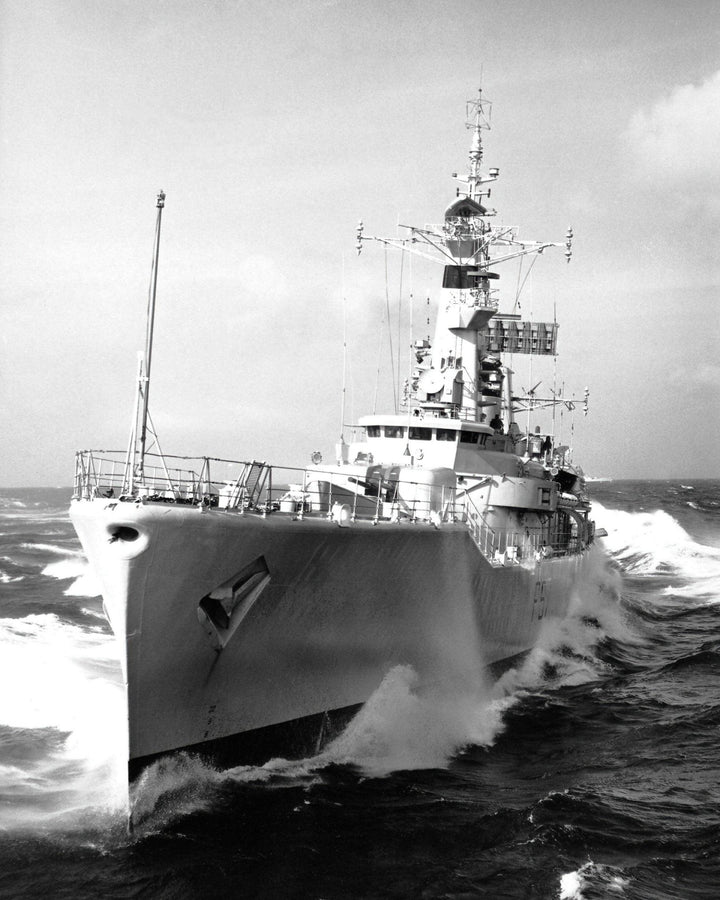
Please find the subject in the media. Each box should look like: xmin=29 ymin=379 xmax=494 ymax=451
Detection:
xmin=73 ymin=450 xmax=586 ymax=563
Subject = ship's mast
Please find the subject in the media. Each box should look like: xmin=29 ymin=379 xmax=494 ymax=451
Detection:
xmin=134 ymin=190 xmax=165 ymax=485
xmin=460 ymin=89 xmax=495 ymax=208
xmin=357 ymin=90 xmax=571 ymax=426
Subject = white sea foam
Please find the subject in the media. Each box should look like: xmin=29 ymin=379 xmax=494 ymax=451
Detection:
xmin=130 ymin=752 xmax=325 ymax=833
xmin=0 ymin=570 xmax=23 ymax=583
xmin=42 ymin=557 xmax=88 ymax=580
xmin=129 ymin=754 xmax=221 ymax=831
xmin=322 ymin=663 xmax=507 ymax=776
xmin=594 ymin=501 xmax=720 ymax=579
xmin=22 ymin=541 xmax=83 ymax=556
xmin=560 ymin=868 xmax=584 ymax=899
xmin=662 ymin=575 xmax=720 ymax=604
xmin=0 ymin=614 xmax=126 ymax=832
xmin=559 ymin=862 xmax=629 ymax=898
xmin=40 ymin=554 xmax=102 ymax=597
xmin=495 ymin=547 xmax=628 ymax=697
xmin=63 ymin=569 xmax=102 ymax=597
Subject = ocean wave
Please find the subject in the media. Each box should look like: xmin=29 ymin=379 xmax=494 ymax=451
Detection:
xmin=129 ymin=754 xmax=222 ymax=833
xmin=662 ymin=574 xmax=720 ymax=605
xmin=559 ymin=861 xmax=629 ymax=898
xmin=0 ymin=614 xmax=126 ymax=833
xmin=42 ymin=557 xmax=89 ymax=580
xmin=63 ymin=572 xmax=102 ymax=597
xmin=129 ymin=750 xmax=330 ymax=835
xmin=322 ymin=663 xmax=507 ymax=776
xmin=594 ymin=501 xmax=720 ymax=579
xmin=494 ymin=548 xmax=629 ymax=696
xmin=656 ymin=642 xmax=720 ymax=673
xmin=22 ymin=541 xmax=84 ymax=557
xmin=37 ymin=553 xmax=102 ymax=597
xmin=0 ymin=570 xmax=24 ymax=584
xmin=80 ymin=605 xmax=108 ymax=620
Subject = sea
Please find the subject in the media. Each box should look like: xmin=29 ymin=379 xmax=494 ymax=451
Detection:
xmin=0 ymin=480 xmax=718 ymax=900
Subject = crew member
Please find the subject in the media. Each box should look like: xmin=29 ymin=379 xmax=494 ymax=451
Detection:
xmin=490 ymin=413 xmax=504 ymax=433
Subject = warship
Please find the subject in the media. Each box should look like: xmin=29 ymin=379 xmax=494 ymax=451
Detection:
xmin=70 ymin=91 xmax=601 ymax=800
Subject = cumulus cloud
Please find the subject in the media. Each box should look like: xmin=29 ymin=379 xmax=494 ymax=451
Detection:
xmin=623 ymin=70 xmax=720 ymax=214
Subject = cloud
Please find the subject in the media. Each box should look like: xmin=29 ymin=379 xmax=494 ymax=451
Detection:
xmin=623 ymin=70 xmax=720 ymax=215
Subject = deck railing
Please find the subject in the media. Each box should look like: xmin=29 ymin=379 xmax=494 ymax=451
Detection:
xmin=73 ymin=450 xmax=584 ymax=564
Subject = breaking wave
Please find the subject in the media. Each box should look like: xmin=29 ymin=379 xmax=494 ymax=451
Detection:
xmin=594 ymin=501 xmax=720 ymax=581
xmin=0 ymin=614 xmax=126 ymax=833
xmin=559 ymin=861 xmax=629 ymax=898
xmin=38 ymin=551 xmax=101 ymax=597
xmin=322 ymin=664 xmax=506 ymax=775
xmin=0 ymin=569 xmax=23 ymax=584
xmin=22 ymin=542 xmax=83 ymax=557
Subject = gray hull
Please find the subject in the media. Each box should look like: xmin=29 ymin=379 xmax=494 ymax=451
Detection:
xmin=71 ymin=499 xmax=587 ymax=777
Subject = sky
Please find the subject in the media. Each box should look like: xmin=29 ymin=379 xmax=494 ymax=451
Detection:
xmin=1 ymin=0 xmax=719 ymax=485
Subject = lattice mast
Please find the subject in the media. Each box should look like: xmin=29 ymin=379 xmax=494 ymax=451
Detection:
xmin=356 ymin=90 xmax=573 ymax=424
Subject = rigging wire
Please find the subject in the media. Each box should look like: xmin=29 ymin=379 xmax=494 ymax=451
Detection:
xmin=339 ymin=253 xmax=347 ymax=443
xmin=514 ymin=253 xmax=539 ymax=313
xmin=523 ymin=259 xmax=536 ymax=438
xmin=372 ymin=247 xmax=393 ymax=414
xmin=404 ymin=251 xmax=415 ymax=453
xmin=396 ymin=245 xmax=405 ymax=412
xmin=384 ymin=244 xmax=398 ymax=413
xmin=513 ymin=257 xmax=523 ymax=314
xmin=372 ymin=303 xmax=383 ymax=416
xmin=551 ymin=295 xmax=558 ymax=444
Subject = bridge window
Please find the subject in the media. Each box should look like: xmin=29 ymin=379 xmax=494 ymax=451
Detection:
xmin=409 ymin=426 xmax=432 ymax=441
xmin=459 ymin=431 xmax=479 ymax=444
xmin=366 ymin=425 xmax=381 ymax=438
xmin=436 ymin=429 xmax=457 ymax=442
xmin=384 ymin=425 xmax=406 ymax=438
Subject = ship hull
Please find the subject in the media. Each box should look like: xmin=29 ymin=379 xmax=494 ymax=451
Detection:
xmin=71 ymin=499 xmax=588 ymax=780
